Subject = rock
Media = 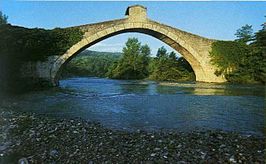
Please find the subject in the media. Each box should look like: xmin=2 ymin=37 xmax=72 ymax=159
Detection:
xmin=49 ymin=149 xmax=59 ymax=158
xmin=217 ymin=134 xmax=223 ymax=140
xmin=150 ymin=153 xmax=156 ymax=157
xmin=154 ymin=147 xmax=160 ymax=151
xmin=1 ymin=111 xmax=265 ymax=163
xmin=229 ymin=156 xmax=237 ymax=163
xmin=73 ymin=130 xmax=78 ymax=134
xmin=200 ymin=152 xmax=206 ymax=159
xmin=220 ymin=144 xmax=226 ymax=148
xmin=18 ymin=158 xmax=29 ymax=164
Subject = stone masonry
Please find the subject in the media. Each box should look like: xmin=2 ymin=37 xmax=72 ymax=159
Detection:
xmin=23 ymin=5 xmax=226 ymax=86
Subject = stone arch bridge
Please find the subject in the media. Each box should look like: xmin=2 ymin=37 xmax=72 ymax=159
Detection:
xmin=24 ymin=5 xmax=225 ymax=86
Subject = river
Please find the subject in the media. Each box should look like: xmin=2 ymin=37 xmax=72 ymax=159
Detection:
xmin=0 ymin=77 xmax=265 ymax=136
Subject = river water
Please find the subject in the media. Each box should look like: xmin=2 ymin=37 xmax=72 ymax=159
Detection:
xmin=0 ymin=77 xmax=265 ymax=136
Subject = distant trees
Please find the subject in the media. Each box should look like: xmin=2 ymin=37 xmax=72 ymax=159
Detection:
xmin=235 ymin=24 xmax=254 ymax=44
xmin=0 ymin=11 xmax=8 ymax=25
xmin=149 ymin=46 xmax=195 ymax=82
xmin=106 ymin=39 xmax=195 ymax=81
xmin=107 ymin=38 xmax=151 ymax=79
xmin=63 ymin=39 xmax=195 ymax=82
xmin=63 ymin=50 xmax=120 ymax=77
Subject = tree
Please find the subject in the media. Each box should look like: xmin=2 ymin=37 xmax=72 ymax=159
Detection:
xmin=0 ymin=11 xmax=8 ymax=25
xmin=62 ymin=50 xmax=121 ymax=78
xmin=262 ymin=16 xmax=266 ymax=31
xmin=156 ymin=46 xmax=167 ymax=58
xmin=139 ymin=44 xmax=151 ymax=76
xmin=210 ymin=22 xmax=265 ymax=84
xmin=235 ymin=24 xmax=254 ymax=44
xmin=248 ymin=22 xmax=266 ymax=84
xmin=210 ymin=41 xmax=250 ymax=76
xmin=108 ymin=38 xmax=151 ymax=79
xmin=254 ymin=23 xmax=266 ymax=53
xmin=169 ymin=51 xmax=177 ymax=60
xmin=149 ymin=47 xmax=195 ymax=82
xmin=177 ymin=57 xmax=194 ymax=72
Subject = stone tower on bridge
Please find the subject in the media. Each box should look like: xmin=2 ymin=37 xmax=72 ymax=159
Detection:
xmin=125 ymin=5 xmax=147 ymax=21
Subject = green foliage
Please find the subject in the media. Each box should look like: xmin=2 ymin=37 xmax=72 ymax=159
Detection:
xmin=107 ymin=38 xmax=151 ymax=79
xmin=62 ymin=50 xmax=120 ymax=77
xmin=149 ymin=47 xmax=195 ymax=82
xmin=0 ymin=24 xmax=84 ymax=61
xmin=249 ymin=28 xmax=266 ymax=83
xmin=211 ymin=20 xmax=266 ymax=84
xmin=235 ymin=24 xmax=254 ymax=44
xmin=0 ymin=24 xmax=83 ymax=89
xmin=254 ymin=27 xmax=266 ymax=53
xmin=210 ymin=41 xmax=250 ymax=76
xmin=64 ymin=42 xmax=195 ymax=82
xmin=156 ymin=46 xmax=168 ymax=58
xmin=0 ymin=11 xmax=8 ymax=25
xmin=210 ymin=29 xmax=266 ymax=84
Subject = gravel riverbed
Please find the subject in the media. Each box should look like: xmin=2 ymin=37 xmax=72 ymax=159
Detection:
xmin=0 ymin=110 xmax=265 ymax=163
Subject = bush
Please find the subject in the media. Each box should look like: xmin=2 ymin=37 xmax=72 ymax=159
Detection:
xmin=0 ymin=24 xmax=84 ymax=90
xmin=0 ymin=24 xmax=83 ymax=61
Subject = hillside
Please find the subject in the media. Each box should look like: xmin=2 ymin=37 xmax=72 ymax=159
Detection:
xmin=62 ymin=50 xmax=121 ymax=78
xmin=78 ymin=50 xmax=122 ymax=57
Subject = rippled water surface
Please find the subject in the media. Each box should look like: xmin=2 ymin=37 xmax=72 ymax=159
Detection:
xmin=0 ymin=77 xmax=265 ymax=135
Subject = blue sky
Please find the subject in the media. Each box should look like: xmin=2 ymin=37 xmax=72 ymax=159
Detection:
xmin=1 ymin=1 xmax=265 ymax=55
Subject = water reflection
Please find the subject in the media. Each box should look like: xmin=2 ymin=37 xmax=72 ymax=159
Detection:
xmin=119 ymin=82 xmax=150 ymax=94
xmin=158 ymin=82 xmax=265 ymax=97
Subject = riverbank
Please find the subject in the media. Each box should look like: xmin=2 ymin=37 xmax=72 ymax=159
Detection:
xmin=0 ymin=110 xmax=264 ymax=163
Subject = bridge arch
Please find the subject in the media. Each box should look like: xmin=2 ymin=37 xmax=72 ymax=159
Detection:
xmin=49 ymin=5 xmax=225 ymax=85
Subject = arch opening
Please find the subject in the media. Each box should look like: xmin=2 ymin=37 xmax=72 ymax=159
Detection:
xmin=51 ymin=26 xmax=206 ymax=86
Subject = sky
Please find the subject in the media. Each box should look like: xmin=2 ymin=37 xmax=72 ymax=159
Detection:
xmin=1 ymin=1 xmax=265 ymax=55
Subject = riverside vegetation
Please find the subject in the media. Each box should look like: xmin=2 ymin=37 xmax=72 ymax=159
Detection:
xmin=0 ymin=13 xmax=84 ymax=90
xmin=210 ymin=24 xmax=266 ymax=84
